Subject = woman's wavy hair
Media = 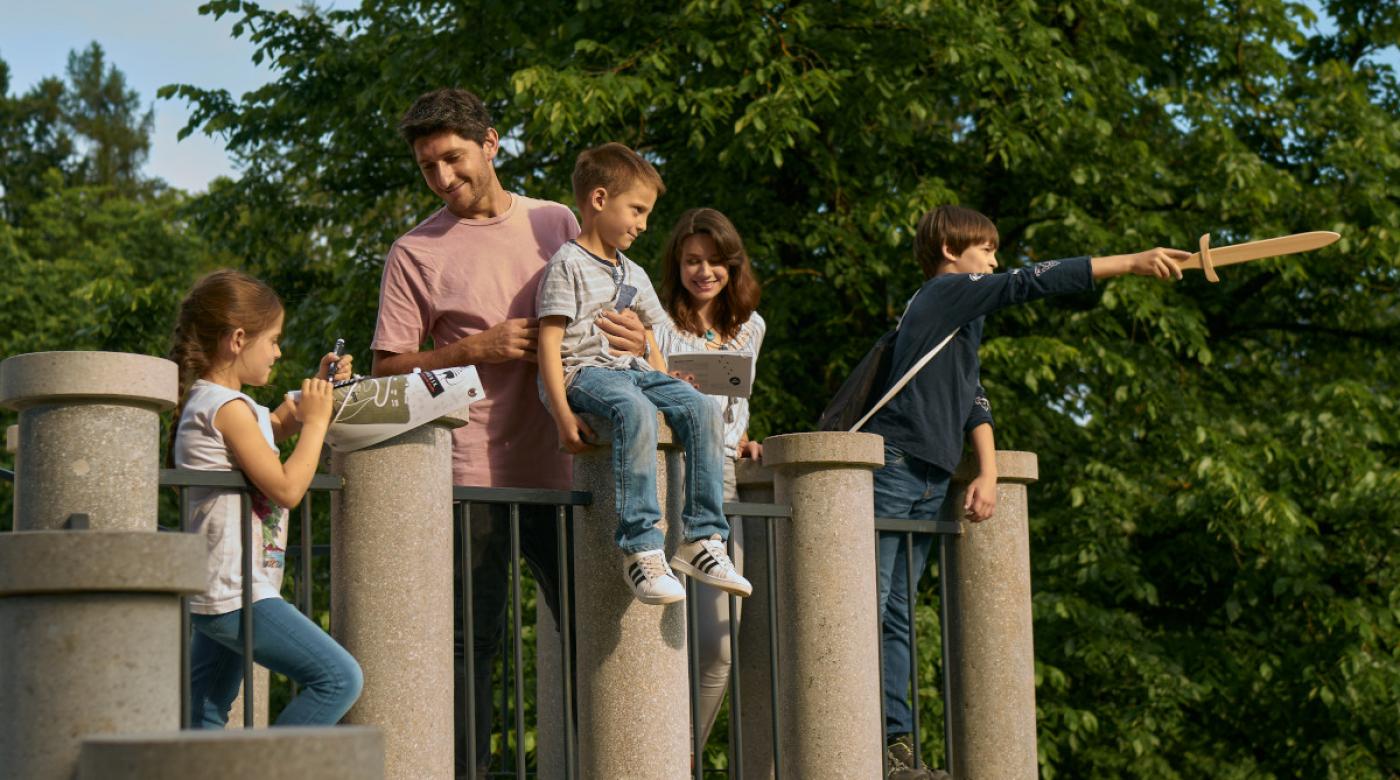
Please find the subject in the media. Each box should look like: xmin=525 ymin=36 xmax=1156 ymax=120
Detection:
xmin=167 ymin=270 xmax=283 ymax=466
xmin=659 ymin=208 xmax=760 ymax=342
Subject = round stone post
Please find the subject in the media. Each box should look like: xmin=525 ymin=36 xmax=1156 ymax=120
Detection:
xmin=763 ymin=432 xmax=885 ymax=777
xmin=0 ymin=352 xmax=177 ymax=531
xmin=0 ymin=531 xmax=205 ymax=780
xmin=572 ymin=412 xmax=688 ymax=779
xmin=78 ymin=726 xmax=386 ymax=780
xmin=942 ymin=450 xmax=1040 ymax=780
xmin=734 ymin=459 xmax=777 ymax=780
xmin=330 ymin=414 xmax=464 ymax=780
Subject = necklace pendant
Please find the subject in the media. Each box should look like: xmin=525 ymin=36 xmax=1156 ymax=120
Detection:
xmin=704 ymin=329 xmax=716 ymax=342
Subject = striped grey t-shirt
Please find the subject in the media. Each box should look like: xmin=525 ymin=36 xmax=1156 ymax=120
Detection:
xmin=536 ymin=240 xmax=667 ymax=385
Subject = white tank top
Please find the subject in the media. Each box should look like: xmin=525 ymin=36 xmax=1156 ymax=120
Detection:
xmin=174 ymin=379 xmax=289 ymax=614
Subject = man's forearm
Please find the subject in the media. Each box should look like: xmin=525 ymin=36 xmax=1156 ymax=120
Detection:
xmin=372 ymin=338 xmax=478 ymax=376
xmin=968 ymin=422 xmax=997 ymax=478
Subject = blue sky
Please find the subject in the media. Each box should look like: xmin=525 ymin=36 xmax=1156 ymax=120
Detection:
xmin=1 ymin=1 xmax=1393 ymax=194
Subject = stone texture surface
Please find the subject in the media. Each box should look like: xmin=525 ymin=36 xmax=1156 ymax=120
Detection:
xmin=225 ymin=665 xmax=271 ymax=728
xmin=0 ymin=530 xmax=205 ymax=595
xmin=572 ymin=412 xmax=689 ymax=779
xmin=0 ymin=351 xmax=178 ymax=411
xmin=943 ymin=450 xmax=1040 ymax=780
xmin=0 ymin=531 xmax=204 ymax=780
xmin=734 ymin=459 xmax=777 ymax=780
xmin=78 ymin=726 xmax=385 ymax=779
xmin=1 ymin=353 xmax=176 ymax=531
xmin=763 ymin=431 xmax=886 ymax=779
xmin=330 ymin=419 xmax=460 ymax=780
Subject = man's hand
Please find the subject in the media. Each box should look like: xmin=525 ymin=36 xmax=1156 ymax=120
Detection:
xmin=596 ymin=308 xmax=646 ymax=357
xmin=474 ymin=318 xmax=539 ymax=363
xmin=964 ymin=473 xmax=997 ymax=522
xmin=555 ymin=411 xmax=595 ymax=454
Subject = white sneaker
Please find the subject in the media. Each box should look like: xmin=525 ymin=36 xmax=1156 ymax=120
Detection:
xmin=623 ymin=549 xmax=686 ymax=605
xmin=671 ymin=536 xmax=752 ymax=597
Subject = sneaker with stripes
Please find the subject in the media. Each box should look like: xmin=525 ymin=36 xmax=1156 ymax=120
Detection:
xmin=670 ymin=535 xmax=752 ymax=597
xmin=622 ymin=549 xmax=686 ymax=605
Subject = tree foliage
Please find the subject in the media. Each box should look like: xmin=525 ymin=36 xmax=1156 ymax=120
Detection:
xmin=0 ymin=0 xmax=1389 ymax=774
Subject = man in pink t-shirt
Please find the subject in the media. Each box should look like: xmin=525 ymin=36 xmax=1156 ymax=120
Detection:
xmin=371 ymin=87 xmax=644 ymax=778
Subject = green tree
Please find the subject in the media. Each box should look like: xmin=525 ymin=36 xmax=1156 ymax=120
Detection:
xmin=166 ymin=0 xmax=1400 ymax=775
xmin=62 ymin=42 xmax=155 ymax=189
xmin=0 ymin=59 xmax=74 ymax=225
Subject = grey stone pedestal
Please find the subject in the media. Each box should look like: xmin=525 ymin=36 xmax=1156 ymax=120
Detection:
xmin=0 ymin=531 xmax=205 ymax=780
xmin=943 ymin=450 xmax=1040 ymax=780
xmin=330 ymin=414 xmax=464 ymax=780
xmin=572 ymin=412 xmax=689 ymax=779
xmin=764 ymin=431 xmax=885 ymax=778
xmin=0 ymin=351 xmax=177 ymax=531
xmin=78 ymin=726 xmax=385 ymax=779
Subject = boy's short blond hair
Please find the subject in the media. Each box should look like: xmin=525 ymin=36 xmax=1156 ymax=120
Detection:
xmin=914 ymin=205 xmax=1000 ymax=278
xmin=572 ymin=143 xmax=666 ymax=209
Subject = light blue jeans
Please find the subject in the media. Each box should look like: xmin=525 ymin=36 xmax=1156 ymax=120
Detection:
xmin=190 ymin=596 xmax=363 ymax=728
xmin=567 ymin=367 xmax=729 ymax=553
xmin=874 ymin=442 xmax=951 ymax=739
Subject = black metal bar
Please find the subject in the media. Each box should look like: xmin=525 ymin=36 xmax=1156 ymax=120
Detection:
xmin=874 ymin=517 xmax=962 ymax=535
xmin=722 ymin=501 xmax=791 ymax=518
xmin=459 ymin=502 xmax=477 ymax=779
xmin=556 ymin=505 xmax=576 ymax=780
xmin=688 ymin=576 xmax=704 ymax=780
xmin=727 ymin=529 xmax=743 ymax=780
xmin=239 ymin=491 xmax=254 ymax=729
xmin=452 ymin=485 xmax=590 ymax=506
xmin=765 ymin=516 xmax=782 ymax=779
xmin=300 ymin=499 xmax=313 ymax=618
xmin=0 ymin=467 xmax=13 ymax=482
xmin=509 ymin=504 xmax=525 ymax=780
xmin=876 ymin=534 xmax=889 ymax=779
xmin=160 ymin=468 xmax=342 ymax=491
xmin=283 ymin=543 xmax=331 ymax=559
xmin=938 ymin=535 xmax=954 ymax=773
xmin=179 ymin=488 xmax=192 ymax=730
xmin=906 ymin=532 xmax=922 ymax=769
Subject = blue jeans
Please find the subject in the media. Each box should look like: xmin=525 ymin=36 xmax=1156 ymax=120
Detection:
xmin=874 ymin=443 xmax=951 ymax=738
xmin=190 ymin=596 xmax=363 ymax=728
xmin=567 ymin=367 xmax=729 ymax=553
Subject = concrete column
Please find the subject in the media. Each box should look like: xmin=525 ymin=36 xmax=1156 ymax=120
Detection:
xmin=734 ymin=459 xmax=777 ymax=780
xmin=572 ymin=412 xmax=688 ymax=779
xmin=225 ymin=665 xmax=271 ymax=728
xmin=78 ymin=726 xmax=385 ymax=779
xmin=942 ymin=450 xmax=1040 ymax=780
xmin=0 ymin=351 xmax=177 ymax=531
xmin=330 ymin=414 xmax=465 ymax=780
xmin=764 ymin=431 xmax=885 ymax=778
xmin=0 ymin=530 xmax=205 ymax=780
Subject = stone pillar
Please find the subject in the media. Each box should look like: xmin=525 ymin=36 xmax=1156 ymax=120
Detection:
xmin=764 ymin=432 xmax=885 ymax=778
xmin=0 ymin=351 xmax=177 ymax=531
xmin=734 ymin=459 xmax=777 ymax=780
xmin=0 ymin=530 xmax=205 ymax=780
xmin=535 ymin=596 xmax=565 ymax=780
xmin=943 ymin=450 xmax=1040 ymax=780
xmin=572 ymin=412 xmax=688 ymax=779
xmin=78 ymin=726 xmax=386 ymax=779
xmin=330 ymin=414 xmax=464 ymax=780
xmin=225 ymin=666 xmax=271 ymax=728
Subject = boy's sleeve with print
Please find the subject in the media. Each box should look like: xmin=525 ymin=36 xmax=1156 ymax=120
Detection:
xmin=921 ymin=256 xmax=1094 ymax=329
xmin=964 ymin=383 xmax=994 ymax=432
xmin=536 ymin=252 xmax=580 ymax=321
xmin=371 ymin=243 xmax=435 ymax=353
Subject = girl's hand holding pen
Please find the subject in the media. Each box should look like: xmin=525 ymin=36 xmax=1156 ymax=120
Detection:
xmin=318 ymin=351 xmax=354 ymax=381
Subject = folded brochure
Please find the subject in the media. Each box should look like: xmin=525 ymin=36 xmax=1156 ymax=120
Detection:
xmin=665 ymin=351 xmax=754 ymax=397
xmin=288 ymin=366 xmax=485 ymax=452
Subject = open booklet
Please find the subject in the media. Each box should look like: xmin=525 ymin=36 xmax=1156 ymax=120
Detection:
xmin=288 ymin=366 xmax=486 ymax=452
xmin=665 ymin=351 xmax=755 ymax=397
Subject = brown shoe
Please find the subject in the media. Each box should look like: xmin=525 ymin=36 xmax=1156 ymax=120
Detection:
xmin=886 ymin=734 xmax=939 ymax=780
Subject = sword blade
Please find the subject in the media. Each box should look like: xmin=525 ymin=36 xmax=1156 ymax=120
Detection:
xmin=1181 ymin=231 xmax=1339 ymax=271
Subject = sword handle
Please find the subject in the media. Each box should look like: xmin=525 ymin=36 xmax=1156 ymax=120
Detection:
xmin=1198 ymin=233 xmax=1219 ymax=283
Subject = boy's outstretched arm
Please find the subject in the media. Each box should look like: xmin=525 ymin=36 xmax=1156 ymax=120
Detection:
xmin=965 ymin=423 xmax=997 ymax=522
xmin=539 ymin=316 xmax=594 ymax=454
xmin=1092 ymin=247 xmax=1189 ymax=281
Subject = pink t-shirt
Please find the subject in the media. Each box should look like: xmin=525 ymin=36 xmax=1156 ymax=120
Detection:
xmin=372 ymin=193 xmax=579 ymax=489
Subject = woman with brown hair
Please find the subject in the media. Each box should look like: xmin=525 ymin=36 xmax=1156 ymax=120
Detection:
xmin=654 ymin=207 xmax=765 ymax=750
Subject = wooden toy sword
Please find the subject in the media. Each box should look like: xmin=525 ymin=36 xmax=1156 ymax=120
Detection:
xmin=1182 ymin=231 xmax=1340 ymax=282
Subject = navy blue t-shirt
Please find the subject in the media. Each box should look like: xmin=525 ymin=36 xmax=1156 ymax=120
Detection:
xmin=865 ymin=256 xmax=1094 ymax=473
